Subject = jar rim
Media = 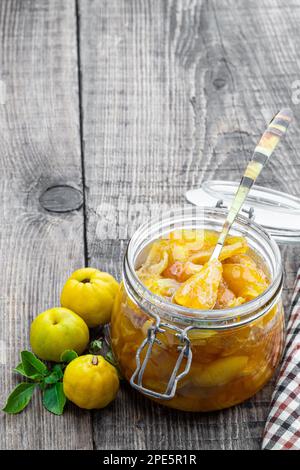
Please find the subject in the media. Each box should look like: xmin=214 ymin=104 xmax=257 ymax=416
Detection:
xmin=124 ymin=207 xmax=283 ymax=328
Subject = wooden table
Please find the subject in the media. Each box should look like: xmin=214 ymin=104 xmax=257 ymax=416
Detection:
xmin=1 ymin=0 xmax=299 ymax=450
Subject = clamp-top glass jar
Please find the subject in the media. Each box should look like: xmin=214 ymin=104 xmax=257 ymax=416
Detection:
xmin=111 ymin=203 xmax=287 ymax=412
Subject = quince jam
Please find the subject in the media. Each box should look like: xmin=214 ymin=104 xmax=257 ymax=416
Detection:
xmin=111 ymin=229 xmax=285 ymax=411
xmin=137 ymin=230 xmax=269 ymax=309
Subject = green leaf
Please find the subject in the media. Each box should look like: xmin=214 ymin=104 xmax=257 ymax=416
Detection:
xmin=20 ymin=351 xmax=48 ymax=378
xmin=13 ymin=363 xmax=28 ymax=377
xmin=38 ymin=382 xmax=46 ymax=391
xmin=52 ymin=364 xmax=64 ymax=377
xmin=44 ymin=364 xmax=64 ymax=384
xmin=60 ymin=350 xmax=78 ymax=363
xmin=42 ymin=383 xmax=66 ymax=415
xmin=13 ymin=362 xmax=43 ymax=380
xmin=105 ymin=350 xmax=123 ymax=379
xmin=3 ymin=383 xmax=36 ymax=414
xmin=89 ymin=339 xmax=103 ymax=354
xmin=105 ymin=350 xmax=117 ymax=367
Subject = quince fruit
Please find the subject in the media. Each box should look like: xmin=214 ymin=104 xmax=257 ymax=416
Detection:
xmin=63 ymin=355 xmax=119 ymax=409
xmin=30 ymin=307 xmax=89 ymax=362
xmin=60 ymin=268 xmax=119 ymax=327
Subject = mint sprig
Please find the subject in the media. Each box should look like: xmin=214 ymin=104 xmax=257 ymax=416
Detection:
xmin=43 ymin=364 xmax=64 ymax=384
xmin=3 ymin=349 xmax=77 ymax=415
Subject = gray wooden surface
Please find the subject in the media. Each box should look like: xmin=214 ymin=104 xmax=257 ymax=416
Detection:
xmin=0 ymin=0 xmax=299 ymax=450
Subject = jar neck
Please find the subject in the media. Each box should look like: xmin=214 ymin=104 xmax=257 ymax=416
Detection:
xmin=123 ymin=207 xmax=283 ymax=329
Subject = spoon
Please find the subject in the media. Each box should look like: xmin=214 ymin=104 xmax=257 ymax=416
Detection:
xmin=175 ymin=108 xmax=293 ymax=311
xmin=210 ymin=108 xmax=293 ymax=261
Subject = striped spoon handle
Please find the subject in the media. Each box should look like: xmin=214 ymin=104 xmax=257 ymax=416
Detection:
xmin=210 ymin=108 xmax=293 ymax=261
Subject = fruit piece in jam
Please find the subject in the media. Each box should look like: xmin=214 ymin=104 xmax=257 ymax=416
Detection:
xmin=174 ymin=259 xmax=223 ymax=309
xmin=215 ymin=279 xmax=245 ymax=309
xmin=142 ymin=277 xmax=180 ymax=298
xmin=136 ymin=229 xmax=269 ymax=309
xmin=163 ymin=261 xmax=203 ymax=283
xmin=222 ymin=264 xmax=268 ymax=301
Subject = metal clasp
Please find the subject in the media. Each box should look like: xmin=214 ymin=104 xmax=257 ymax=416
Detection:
xmin=130 ymin=315 xmax=193 ymax=400
xmin=216 ymin=199 xmax=255 ymax=220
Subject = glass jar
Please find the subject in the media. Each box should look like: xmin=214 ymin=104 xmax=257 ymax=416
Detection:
xmin=111 ymin=207 xmax=285 ymax=412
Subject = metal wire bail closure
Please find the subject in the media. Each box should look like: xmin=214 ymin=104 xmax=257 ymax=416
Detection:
xmin=130 ymin=314 xmax=193 ymax=400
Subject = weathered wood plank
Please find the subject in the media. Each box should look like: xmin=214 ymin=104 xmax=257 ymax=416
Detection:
xmin=79 ymin=0 xmax=300 ymax=450
xmin=0 ymin=0 xmax=92 ymax=450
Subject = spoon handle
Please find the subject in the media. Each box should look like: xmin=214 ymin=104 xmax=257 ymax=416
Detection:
xmin=211 ymin=108 xmax=293 ymax=260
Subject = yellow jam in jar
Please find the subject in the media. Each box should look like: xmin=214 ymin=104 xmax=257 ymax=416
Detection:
xmin=136 ymin=229 xmax=269 ymax=309
xmin=111 ymin=229 xmax=285 ymax=411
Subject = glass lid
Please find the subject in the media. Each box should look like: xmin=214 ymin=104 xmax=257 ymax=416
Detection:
xmin=186 ymin=180 xmax=300 ymax=244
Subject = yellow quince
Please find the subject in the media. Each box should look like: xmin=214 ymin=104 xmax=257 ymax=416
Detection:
xmin=63 ymin=355 xmax=119 ymax=409
xmin=60 ymin=268 xmax=119 ymax=327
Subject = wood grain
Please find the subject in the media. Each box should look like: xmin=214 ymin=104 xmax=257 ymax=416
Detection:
xmin=0 ymin=0 xmax=92 ymax=450
xmin=79 ymin=0 xmax=300 ymax=450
